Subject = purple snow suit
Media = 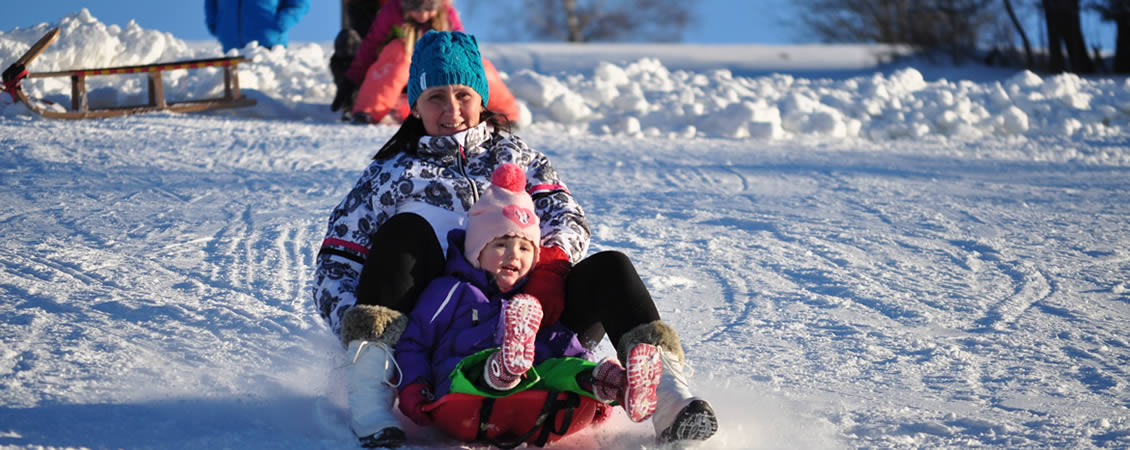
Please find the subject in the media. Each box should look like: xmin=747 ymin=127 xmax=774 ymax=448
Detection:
xmin=395 ymin=230 xmax=591 ymax=398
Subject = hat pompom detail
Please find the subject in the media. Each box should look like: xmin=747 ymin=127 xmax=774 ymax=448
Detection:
xmin=491 ymin=163 xmax=526 ymax=193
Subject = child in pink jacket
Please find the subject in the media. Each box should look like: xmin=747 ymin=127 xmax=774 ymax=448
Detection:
xmin=331 ymin=0 xmax=521 ymax=124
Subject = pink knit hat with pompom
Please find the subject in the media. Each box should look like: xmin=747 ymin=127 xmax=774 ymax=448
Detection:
xmin=464 ymin=163 xmax=541 ymax=268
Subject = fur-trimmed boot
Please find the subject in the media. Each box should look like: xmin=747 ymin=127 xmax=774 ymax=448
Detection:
xmin=619 ymin=320 xmax=719 ymax=443
xmin=342 ymin=304 xmax=410 ymax=448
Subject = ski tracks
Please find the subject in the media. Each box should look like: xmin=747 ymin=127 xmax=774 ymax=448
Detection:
xmin=0 ymin=119 xmax=347 ymax=411
xmin=181 ymin=185 xmax=324 ymax=337
xmin=968 ymin=251 xmax=1054 ymax=333
xmin=585 ymin=149 xmax=1130 ymax=447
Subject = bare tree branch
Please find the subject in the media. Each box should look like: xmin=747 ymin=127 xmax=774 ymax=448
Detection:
xmin=795 ymin=0 xmax=1015 ymax=63
xmin=505 ymin=0 xmax=698 ymax=42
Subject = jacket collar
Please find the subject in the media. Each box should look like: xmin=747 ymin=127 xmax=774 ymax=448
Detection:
xmin=417 ymin=122 xmax=493 ymax=158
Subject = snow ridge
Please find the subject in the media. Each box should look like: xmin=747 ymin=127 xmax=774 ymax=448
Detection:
xmin=1 ymin=9 xmax=1128 ymax=151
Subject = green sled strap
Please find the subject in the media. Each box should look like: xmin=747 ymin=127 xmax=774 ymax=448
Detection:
xmin=446 ymin=349 xmax=601 ymax=448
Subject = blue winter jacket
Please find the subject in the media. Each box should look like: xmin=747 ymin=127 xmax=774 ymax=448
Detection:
xmin=205 ymin=0 xmax=311 ymax=51
xmin=395 ymin=230 xmax=592 ymax=398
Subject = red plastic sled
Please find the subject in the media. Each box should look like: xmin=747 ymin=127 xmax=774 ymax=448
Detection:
xmin=422 ymin=389 xmax=608 ymax=448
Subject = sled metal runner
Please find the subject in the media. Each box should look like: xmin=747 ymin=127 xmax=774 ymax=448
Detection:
xmin=4 ymin=28 xmax=256 ymax=119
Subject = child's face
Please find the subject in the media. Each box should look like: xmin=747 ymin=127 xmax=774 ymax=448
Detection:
xmin=407 ymin=9 xmax=437 ymax=24
xmin=478 ymin=236 xmax=535 ymax=292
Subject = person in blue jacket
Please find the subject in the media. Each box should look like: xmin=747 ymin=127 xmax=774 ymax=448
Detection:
xmin=205 ymin=0 xmax=311 ymax=52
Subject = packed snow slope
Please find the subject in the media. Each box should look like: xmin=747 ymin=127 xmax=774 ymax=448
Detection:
xmin=2 ymin=9 xmax=1130 ymax=450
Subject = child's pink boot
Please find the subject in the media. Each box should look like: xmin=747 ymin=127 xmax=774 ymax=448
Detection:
xmin=484 ymin=294 xmax=543 ymax=390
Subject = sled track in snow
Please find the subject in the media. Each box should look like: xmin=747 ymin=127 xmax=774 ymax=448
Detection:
xmin=970 ymin=260 xmax=1054 ymax=332
xmin=697 ymin=265 xmax=757 ymax=346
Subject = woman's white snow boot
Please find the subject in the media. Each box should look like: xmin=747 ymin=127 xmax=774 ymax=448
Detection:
xmin=618 ymin=320 xmax=719 ymax=443
xmin=341 ymin=305 xmax=409 ymax=448
xmin=653 ymin=348 xmax=718 ymax=442
xmin=346 ymin=339 xmax=405 ymax=448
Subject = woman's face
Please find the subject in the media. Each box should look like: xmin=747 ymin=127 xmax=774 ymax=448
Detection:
xmin=413 ymin=84 xmax=483 ymax=136
xmin=407 ymin=9 xmax=437 ymax=24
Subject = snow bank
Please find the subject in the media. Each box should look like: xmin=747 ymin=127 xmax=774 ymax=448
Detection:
xmin=2 ymin=10 xmax=1128 ymax=141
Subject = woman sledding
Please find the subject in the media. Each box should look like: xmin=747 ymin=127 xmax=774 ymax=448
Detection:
xmin=311 ymin=30 xmax=718 ymax=448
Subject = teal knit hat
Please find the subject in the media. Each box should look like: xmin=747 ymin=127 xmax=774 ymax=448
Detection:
xmin=408 ymin=31 xmax=490 ymax=108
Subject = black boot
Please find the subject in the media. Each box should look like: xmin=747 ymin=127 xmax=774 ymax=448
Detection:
xmin=658 ymin=399 xmax=718 ymax=443
xmin=358 ymin=426 xmax=406 ymax=448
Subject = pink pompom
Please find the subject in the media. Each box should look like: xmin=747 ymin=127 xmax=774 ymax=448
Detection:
xmin=491 ymin=163 xmax=527 ymax=193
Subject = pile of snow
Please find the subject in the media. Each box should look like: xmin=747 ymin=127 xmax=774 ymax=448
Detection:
xmin=2 ymin=9 xmax=1129 ymax=142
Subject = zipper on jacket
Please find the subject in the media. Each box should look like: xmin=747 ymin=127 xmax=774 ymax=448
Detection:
xmin=457 ymin=145 xmax=480 ymax=203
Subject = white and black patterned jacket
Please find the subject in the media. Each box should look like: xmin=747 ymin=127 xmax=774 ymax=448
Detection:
xmin=312 ymin=122 xmax=590 ymax=338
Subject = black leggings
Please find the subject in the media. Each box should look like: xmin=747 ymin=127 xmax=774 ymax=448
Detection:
xmin=561 ymin=251 xmax=661 ymax=349
xmin=355 ymin=213 xmax=446 ymax=314
xmin=357 ymin=214 xmax=660 ymax=349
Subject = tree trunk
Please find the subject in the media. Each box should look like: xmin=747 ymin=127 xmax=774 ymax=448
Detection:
xmin=1043 ymin=0 xmax=1066 ymax=72
xmin=1004 ymin=0 xmax=1034 ymax=69
xmin=563 ymin=0 xmax=583 ymax=42
xmin=1042 ymin=0 xmax=1095 ymax=73
xmin=1062 ymin=0 xmax=1096 ymax=73
xmin=342 ymin=0 xmax=349 ymax=30
xmin=1116 ymin=11 xmax=1130 ymax=72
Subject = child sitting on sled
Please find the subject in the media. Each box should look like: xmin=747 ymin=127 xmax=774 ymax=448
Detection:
xmin=393 ymin=163 xmax=665 ymax=445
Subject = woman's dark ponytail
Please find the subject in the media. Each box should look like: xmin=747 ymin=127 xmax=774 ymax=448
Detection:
xmin=374 ymin=115 xmax=427 ymax=160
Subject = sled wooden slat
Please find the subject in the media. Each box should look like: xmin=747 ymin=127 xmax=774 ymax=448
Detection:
xmin=149 ymin=71 xmax=166 ymax=109
xmin=16 ymin=28 xmax=60 ymax=67
xmin=27 ymin=57 xmax=248 ymax=78
xmin=18 ymin=56 xmax=255 ymax=120
xmin=72 ymin=74 xmax=85 ymax=112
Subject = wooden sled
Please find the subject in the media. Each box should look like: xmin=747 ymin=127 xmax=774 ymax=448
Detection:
xmin=3 ymin=28 xmax=256 ymax=119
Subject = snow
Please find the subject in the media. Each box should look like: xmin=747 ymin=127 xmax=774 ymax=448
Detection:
xmin=2 ymin=9 xmax=1130 ymax=450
